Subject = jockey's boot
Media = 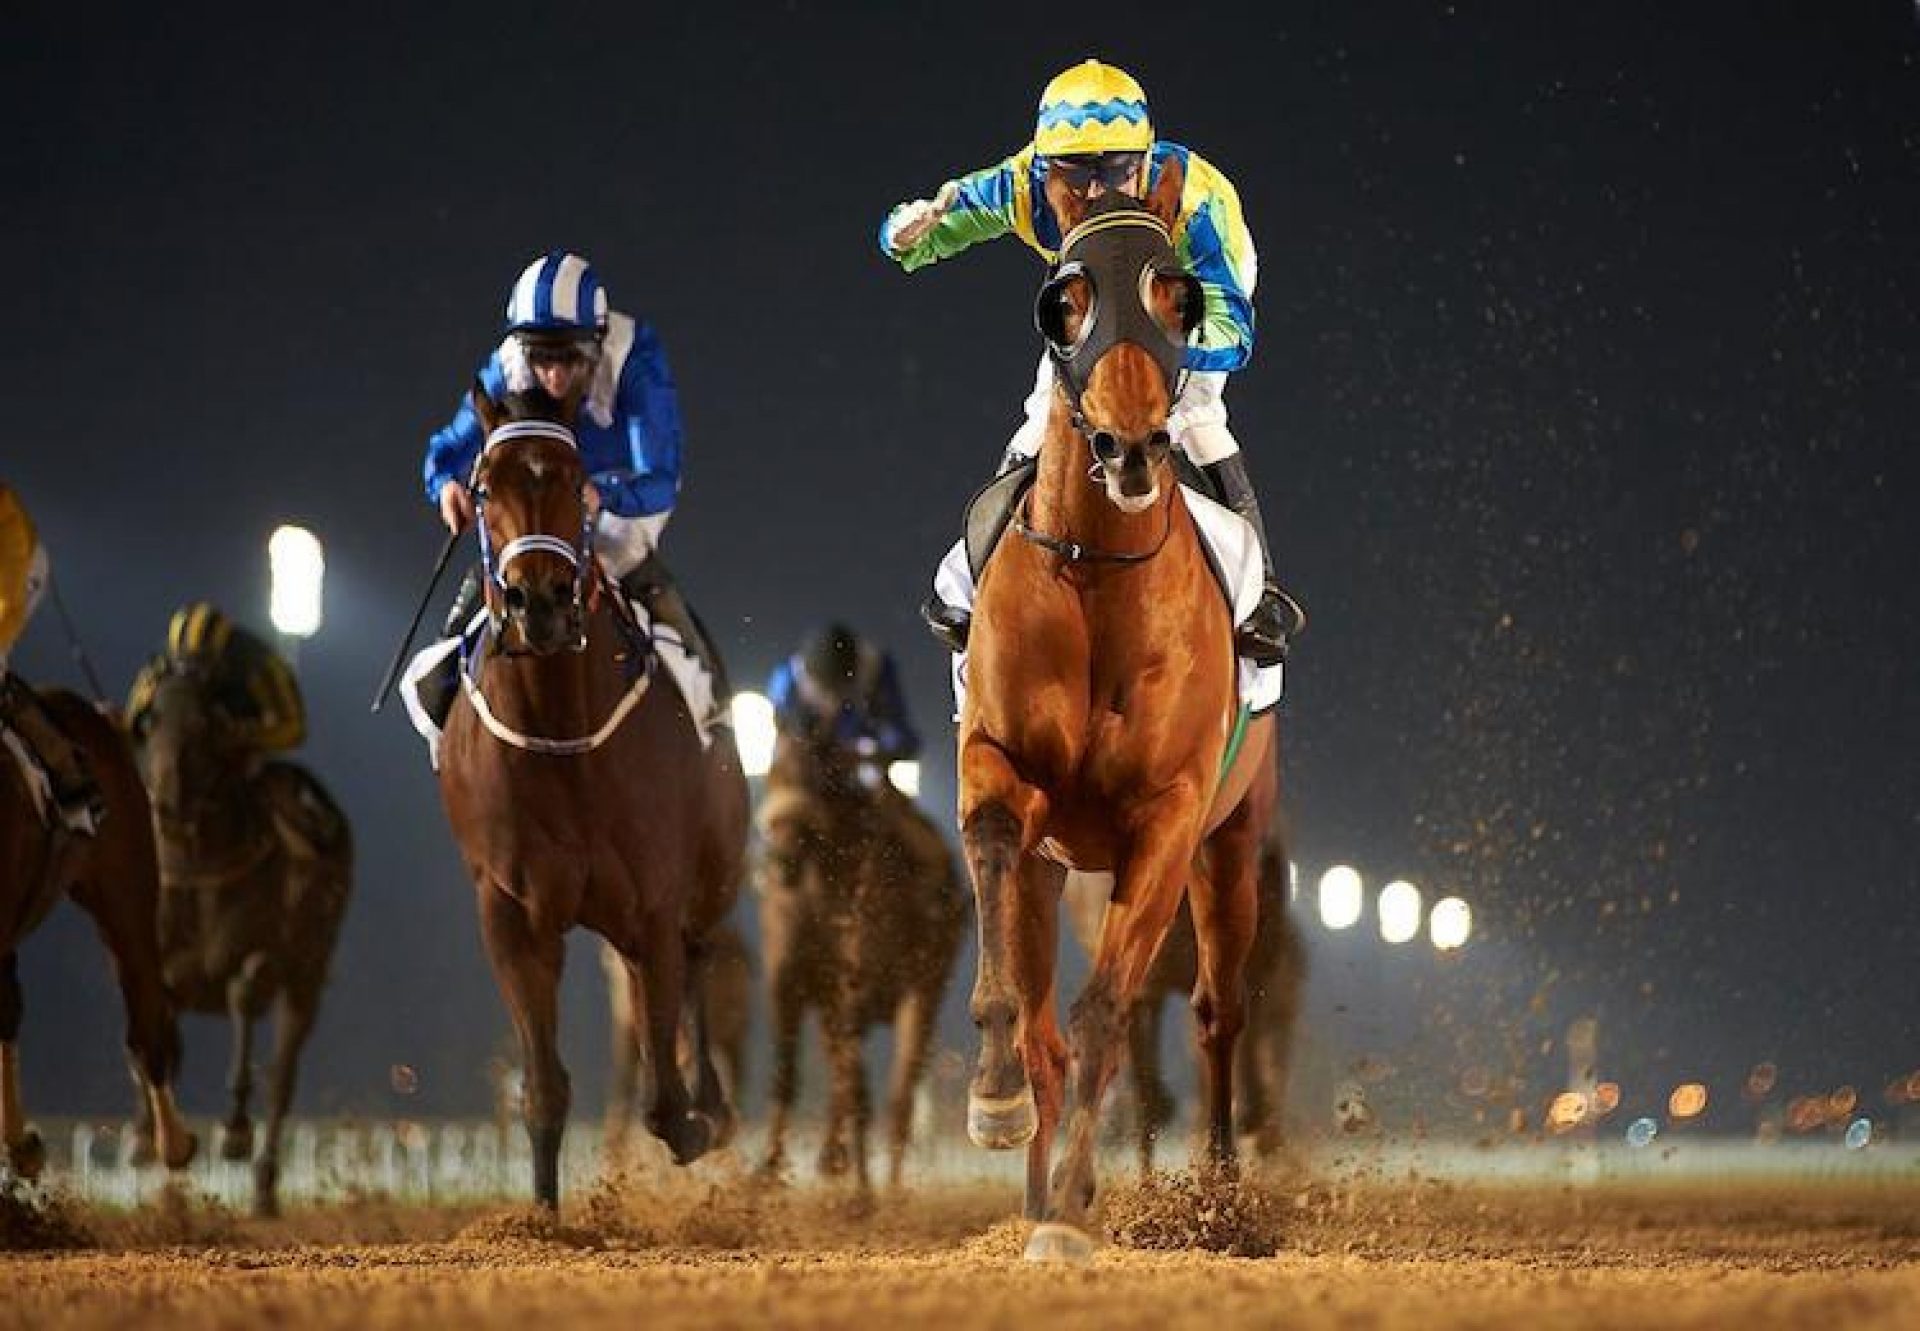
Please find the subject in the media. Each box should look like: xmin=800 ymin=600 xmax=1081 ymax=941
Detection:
xmin=621 ymin=556 xmax=734 ymax=725
xmin=919 ymin=445 xmax=1035 ymax=654
xmin=1198 ymin=453 xmax=1307 ymax=668
xmin=0 ymin=674 xmax=106 ymax=834
xmin=417 ymin=565 xmax=483 ymax=730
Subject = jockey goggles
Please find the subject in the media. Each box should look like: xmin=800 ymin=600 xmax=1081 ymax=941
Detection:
xmin=1046 ymin=151 xmax=1147 ymax=196
xmin=517 ymin=334 xmax=601 ymax=370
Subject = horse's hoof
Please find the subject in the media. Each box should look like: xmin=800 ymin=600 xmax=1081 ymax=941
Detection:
xmin=1024 ymin=1221 xmax=1095 ymax=1265
xmin=218 ymin=1120 xmax=255 ymax=1162
xmin=163 ymin=1130 xmax=199 ymax=1172
xmin=127 ymin=1133 xmax=158 ymax=1169
xmin=968 ymin=1087 xmax=1037 ymax=1150
xmin=664 ymin=1111 xmax=715 ymax=1166
xmin=252 ymin=1159 xmax=280 ymax=1218
xmin=6 ymin=1130 xmax=46 ymax=1181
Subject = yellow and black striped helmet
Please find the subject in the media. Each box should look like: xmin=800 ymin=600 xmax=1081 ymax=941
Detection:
xmin=167 ymin=601 xmax=234 ymax=663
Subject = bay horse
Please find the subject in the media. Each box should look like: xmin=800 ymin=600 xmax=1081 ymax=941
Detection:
xmin=130 ymin=657 xmax=352 ymax=1216
xmin=757 ymin=725 xmax=965 ymax=1189
xmin=438 ymin=384 xmax=747 ymax=1209
xmin=957 ymin=179 xmax=1286 ymax=1261
xmin=1 ymin=683 xmax=195 ymax=1178
xmin=1064 ymin=828 xmax=1304 ymax=1171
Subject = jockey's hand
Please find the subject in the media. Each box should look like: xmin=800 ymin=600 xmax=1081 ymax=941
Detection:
xmin=889 ymin=182 xmax=959 ymax=254
xmin=583 ymin=482 xmax=602 ymax=518
xmin=438 ymin=481 xmax=475 ymax=535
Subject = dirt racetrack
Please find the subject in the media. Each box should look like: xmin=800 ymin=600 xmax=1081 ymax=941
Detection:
xmin=6 ymin=1158 xmax=1919 ymax=1331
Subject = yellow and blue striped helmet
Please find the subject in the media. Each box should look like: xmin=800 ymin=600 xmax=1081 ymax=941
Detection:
xmin=1034 ymin=60 xmax=1153 ymax=157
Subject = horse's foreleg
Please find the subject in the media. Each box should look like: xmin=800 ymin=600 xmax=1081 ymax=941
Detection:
xmin=1036 ymin=789 xmax=1202 ymax=1258
xmin=252 ymin=985 xmax=316 ymax=1218
xmin=818 ymin=972 xmax=868 ymax=1188
xmin=959 ymin=744 xmax=1049 ymax=1152
xmin=1009 ymin=854 xmax=1066 ymax=1219
xmin=1187 ymin=840 xmax=1257 ymax=1172
xmin=603 ymin=954 xmax=643 ymax=1168
xmin=684 ymin=942 xmax=736 ymax=1150
xmin=67 ymin=868 xmax=195 ymax=1171
xmin=0 ymin=955 xmax=42 ymax=1180
xmin=633 ymin=927 xmax=711 ymax=1167
xmin=220 ymin=957 xmax=269 ymax=1162
xmin=478 ymin=885 xmax=570 ymax=1209
xmin=1130 ymin=995 xmax=1173 ymax=1176
xmin=760 ymin=963 xmax=803 ymax=1178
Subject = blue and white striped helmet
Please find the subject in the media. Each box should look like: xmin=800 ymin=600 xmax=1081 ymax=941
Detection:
xmin=504 ymin=251 xmax=609 ymax=339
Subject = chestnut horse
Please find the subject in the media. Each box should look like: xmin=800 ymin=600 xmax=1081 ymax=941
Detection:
xmin=437 ymin=385 xmax=748 ymax=1209
xmin=958 ymin=181 xmax=1285 ymax=1260
xmin=1 ymin=684 xmax=195 ymax=1178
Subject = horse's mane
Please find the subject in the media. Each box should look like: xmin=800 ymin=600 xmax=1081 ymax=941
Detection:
xmin=498 ymin=386 xmax=571 ymax=425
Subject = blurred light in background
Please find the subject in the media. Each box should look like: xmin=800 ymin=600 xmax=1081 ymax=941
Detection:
xmin=730 ymin=691 xmax=775 ymax=777
xmin=1547 ymin=1091 xmax=1589 ymax=1133
xmin=1378 ymin=879 xmax=1422 ymax=944
xmin=1318 ymin=865 xmax=1363 ymax=931
xmin=1844 ymin=1118 xmax=1873 ymax=1151
xmin=1626 ymin=1117 xmax=1659 ymax=1148
xmin=1668 ymin=1082 xmax=1709 ymax=1120
xmin=268 ymin=525 xmax=325 ymax=638
xmin=888 ymin=760 xmax=921 ymax=797
xmin=1430 ymin=896 xmax=1473 ymax=950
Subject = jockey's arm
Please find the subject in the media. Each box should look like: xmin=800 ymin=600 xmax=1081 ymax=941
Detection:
xmin=423 ymin=356 xmax=512 ymax=510
xmin=591 ymin=321 xmax=682 ymax=520
xmin=879 ymin=153 xmax=1024 ymax=272
xmin=1175 ymin=155 xmax=1258 ymax=374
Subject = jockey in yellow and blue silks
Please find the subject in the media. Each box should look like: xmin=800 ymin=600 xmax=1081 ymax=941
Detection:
xmin=0 ymin=485 xmax=105 ymax=830
xmin=767 ymin=623 xmax=922 ymax=767
xmin=417 ymin=252 xmax=727 ymax=724
xmin=880 ymin=60 xmax=1304 ymax=673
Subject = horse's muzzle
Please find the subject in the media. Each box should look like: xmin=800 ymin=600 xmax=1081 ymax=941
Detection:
xmin=503 ymin=581 xmax=586 ymax=655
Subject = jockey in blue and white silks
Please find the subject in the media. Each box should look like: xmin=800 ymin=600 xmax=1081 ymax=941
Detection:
xmin=879 ymin=60 xmax=1304 ymax=701
xmin=767 ymin=623 xmax=922 ymax=766
xmin=413 ymin=251 xmax=729 ymax=732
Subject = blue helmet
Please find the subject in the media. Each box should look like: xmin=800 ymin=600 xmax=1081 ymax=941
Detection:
xmin=504 ymin=251 xmax=608 ymax=340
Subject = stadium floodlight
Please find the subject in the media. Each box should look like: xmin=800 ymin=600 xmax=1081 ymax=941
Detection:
xmin=268 ymin=525 xmax=325 ymax=638
xmin=730 ymin=691 xmax=776 ymax=778
xmin=1378 ymin=879 xmax=1422 ymax=944
xmin=1318 ymin=865 xmax=1363 ymax=931
xmin=888 ymin=760 xmax=921 ymax=798
xmin=1430 ymin=896 xmax=1473 ymax=951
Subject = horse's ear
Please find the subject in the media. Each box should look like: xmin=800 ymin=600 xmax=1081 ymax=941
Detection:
xmin=470 ymin=377 xmax=503 ymax=435
xmin=1143 ymin=154 xmax=1185 ymax=232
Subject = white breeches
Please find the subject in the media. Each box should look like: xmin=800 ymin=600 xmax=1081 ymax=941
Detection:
xmin=592 ymin=510 xmax=669 ymax=579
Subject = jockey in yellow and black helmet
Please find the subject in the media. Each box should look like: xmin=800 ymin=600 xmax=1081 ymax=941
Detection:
xmin=128 ymin=602 xmax=306 ymax=757
xmin=880 ymin=60 xmax=1303 ymax=683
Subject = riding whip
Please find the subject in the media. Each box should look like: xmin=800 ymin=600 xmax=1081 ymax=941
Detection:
xmin=369 ymin=528 xmax=463 ymax=714
xmin=43 ymin=572 xmax=108 ymax=705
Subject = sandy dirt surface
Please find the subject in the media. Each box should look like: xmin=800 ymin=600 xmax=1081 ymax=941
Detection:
xmin=4 ymin=1167 xmax=1918 ymax=1330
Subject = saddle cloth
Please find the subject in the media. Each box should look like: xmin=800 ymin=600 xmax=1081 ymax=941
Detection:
xmin=400 ymin=600 xmax=720 ymax=768
xmin=952 ymin=478 xmax=1282 ymax=716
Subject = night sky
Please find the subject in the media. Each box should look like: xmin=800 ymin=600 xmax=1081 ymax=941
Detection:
xmin=5 ymin=3 xmax=1917 ymax=1127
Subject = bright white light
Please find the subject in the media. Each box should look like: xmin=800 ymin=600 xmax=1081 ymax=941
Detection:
xmin=730 ymin=691 xmax=775 ymax=777
xmin=1288 ymin=860 xmax=1299 ymax=902
xmin=1379 ymin=879 xmax=1423 ymax=944
xmin=1318 ymin=865 xmax=1363 ymax=931
xmin=888 ymin=760 xmax=921 ymax=797
xmin=268 ymin=525 xmax=324 ymax=638
xmin=1431 ymin=897 xmax=1473 ymax=951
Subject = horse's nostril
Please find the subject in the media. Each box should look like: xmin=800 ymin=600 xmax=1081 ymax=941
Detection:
xmin=1092 ymin=431 xmax=1120 ymax=461
xmin=503 ymin=585 xmax=529 ymax=614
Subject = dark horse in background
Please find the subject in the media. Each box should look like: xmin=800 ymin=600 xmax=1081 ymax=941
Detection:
xmin=758 ymin=722 xmax=965 ymax=1190
xmin=131 ymin=659 xmax=351 ymax=1216
xmin=1 ymin=684 xmax=196 ymax=1178
xmin=438 ymin=385 xmax=747 ymax=1209
xmin=1065 ymin=825 xmax=1304 ymax=1172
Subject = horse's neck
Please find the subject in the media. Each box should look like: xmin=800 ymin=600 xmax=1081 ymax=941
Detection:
xmin=1031 ymin=406 xmax=1174 ymax=560
xmin=476 ymin=605 xmax=623 ymax=734
xmin=162 ymin=757 xmax=264 ymax=861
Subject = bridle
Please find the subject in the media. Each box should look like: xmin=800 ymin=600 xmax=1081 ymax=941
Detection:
xmin=472 ymin=420 xmax=594 ymax=655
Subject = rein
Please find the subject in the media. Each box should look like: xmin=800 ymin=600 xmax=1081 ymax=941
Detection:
xmin=1013 ymin=478 xmax=1175 ymax=567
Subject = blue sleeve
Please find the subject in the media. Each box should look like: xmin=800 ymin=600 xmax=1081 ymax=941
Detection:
xmin=867 ymin=655 xmax=921 ymax=760
xmin=423 ymin=355 xmax=510 ymax=504
xmin=593 ymin=322 xmax=684 ymax=517
xmin=766 ymin=659 xmax=804 ymax=731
